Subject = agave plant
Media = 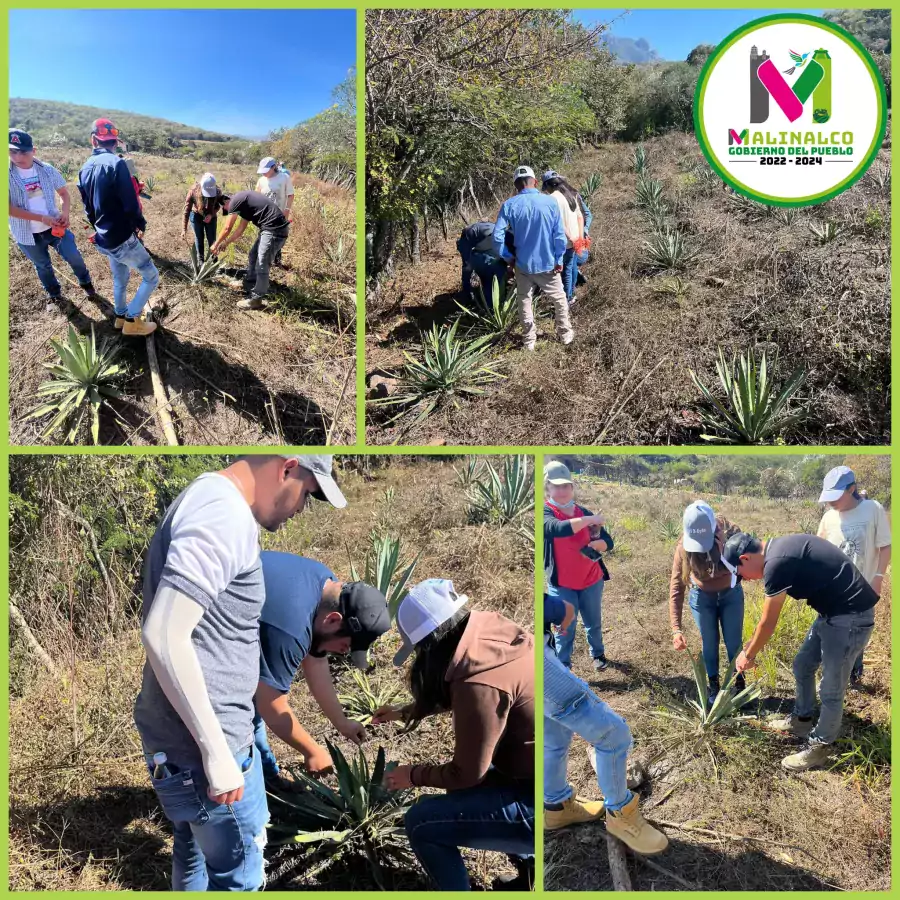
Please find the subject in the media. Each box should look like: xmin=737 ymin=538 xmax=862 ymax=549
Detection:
xmin=371 ymin=320 xmax=505 ymax=428
xmin=653 ymin=654 xmax=762 ymax=732
xmin=808 ymin=220 xmax=846 ymax=244
xmin=643 ymin=226 xmax=695 ymax=270
xmin=467 ymin=455 xmax=534 ymax=526
xmin=773 ymin=206 xmax=800 ymax=226
xmin=690 ymin=347 xmax=808 ymax=444
xmin=631 ymin=144 xmax=649 ymax=174
xmin=180 ymin=242 xmax=220 ymax=284
xmin=456 ymin=276 xmax=518 ymax=340
xmin=652 ymin=276 xmax=688 ymax=300
xmin=868 ymin=165 xmax=890 ymax=193
xmin=656 ymin=518 xmax=681 ymax=541
xmin=636 ymin=175 xmax=664 ymax=209
xmin=348 ymin=533 xmax=421 ymax=618
xmin=24 ymin=325 xmax=125 ymax=444
xmin=456 ymin=456 xmax=484 ymax=488
xmin=143 ymin=175 xmax=156 ymax=195
xmin=325 ymin=235 xmax=350 ymax=268
xmin=690 ymin=162 xmax=720 ymax=188
xmin=267 ymin=741 xmax=414 ymax=888
xmin=726 ymin=191 xmax=769 ymax=217
xmin=338 ymin=669 xmax=408 ymax=725
xmin=580 ymin=172 xmax=603 ymax=202
xmin=53 ymin=161 xmax=74 ymax=180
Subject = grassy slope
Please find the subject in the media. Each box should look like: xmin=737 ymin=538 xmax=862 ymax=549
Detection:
xmin=366 ymin=132 xmax=890 ymax=446
xmin=544 ymin=479 xmax=891 ymax=891
xmin=8 ymin=460 xmax=534 ymax=890
xmin=9 ymin=150 xmax=356 ymax=446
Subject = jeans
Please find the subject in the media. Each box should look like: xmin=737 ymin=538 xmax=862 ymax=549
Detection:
xmin=96 ymin=233 xmax=159 ymax=317
xmin=144 ymin=744 xmax=268 ymax=891
xmin=561 ymin=247 xmax=577 ymax=301
xmin=17 ymin=229 xmax=93 ymax=297
xmin=190 ymin=211 xmax=217 ymax=261
xmin=544 ymin=643 xmax=632 ymax=810
xmin=405 ymin=783 xmax=534 ymax=891
xmin=515 ymin=269 xmax=572 ymax=348
xmin=243 ymin=226 xmax=289 ymax=299
xmin=470 ymin=251 xmax=508 ymax=300
xmin=252 ymin=709 xmax=280 ymax=778
xmin=793 ymin=609 xmax=875 ymax=745
xmin=548 ymin=579 xmax=605 ymax=667
xmin=687 ymin=585 xmax=745 ymax=680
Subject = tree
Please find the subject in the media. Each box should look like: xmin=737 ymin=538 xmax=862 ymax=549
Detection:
xmin=759 ymin=466 xmax=794 ymax=499
xmin=686 ymin=43 xmax=716 ymax=67
xmin=706 ymin=464 xmax=739 ymax=495
xmin=843 ymin=455 xmax=891 ymax=507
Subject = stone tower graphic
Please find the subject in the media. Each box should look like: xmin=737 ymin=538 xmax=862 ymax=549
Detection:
xmin=750 ymin=45 xmax=770 ymax=123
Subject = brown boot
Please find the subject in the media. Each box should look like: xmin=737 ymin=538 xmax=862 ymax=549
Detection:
xmin=606 ymin=795 xmax=668 ymax=855
xmin=122 ymin=317 xmax=157 ymax=337
xmin=544 ymin=796 xmax=605 ymax=831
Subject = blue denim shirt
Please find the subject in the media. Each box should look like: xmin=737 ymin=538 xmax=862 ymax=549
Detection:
xmin=493 ymin=188 xmax=566 ymax=275
xmin=77 ymin=148 xmax=146 ymax=250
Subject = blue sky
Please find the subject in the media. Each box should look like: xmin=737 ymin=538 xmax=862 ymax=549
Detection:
xmin=9 ymin=9 xmax=356 ymax=137
xmin=575 ymin=9 xmax=823 ymax=61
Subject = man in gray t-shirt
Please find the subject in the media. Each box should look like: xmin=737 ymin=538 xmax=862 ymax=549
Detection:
xmin=135 ymin=454 xmax=346 ymax=891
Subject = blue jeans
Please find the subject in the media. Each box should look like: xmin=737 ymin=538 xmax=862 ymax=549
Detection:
xmin=544 ymin=642 xmax=632 ymax=810
xmin=18 ymin=229 xmax=93 ymax=297
xmin=144 ymin=744 xmax=268 ymax=891
xmin=190 ymin=211 xmax=217 ymax=261
xmin=794 ymin=609 xmax=875 ymax=745
xmin=252 ymin=709 xmax=280 ymax=778
xmin=96 ymin=233 xmax=159 ymax=317
xmin=561 ymin=247 xmax=577 ymax=300
xmin=405 ymin=783 xmax=534 ymax=890
xmin=688 ymin=585 xmax=744 ymax=680
xmin=243 ymin=226 xmax=289 ymax=299
xmin=548 ymin=579 xmax=605 ymax=667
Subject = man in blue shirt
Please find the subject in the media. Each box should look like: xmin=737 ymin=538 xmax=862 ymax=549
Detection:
xmin=78 ymin=118 xmax=159 ymax=336
xmin=493 ymin=165 xmax=573 ymax=350
xmin=254 ymin=551 xmax=391 ymax=783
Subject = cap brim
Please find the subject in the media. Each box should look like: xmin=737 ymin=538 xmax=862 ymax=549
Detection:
xmin=392 ymin=638 xmax=415 ymax=667
xmin=682 ymin=534 xmax=713 ymax=553
xmin=201 ymin=189 xmax=216 ymax=197
xmin=547 ymin=477 xmax=573 ymax=485
xmin=350 ymin=649 xmax=372 ymax=671
xmin=314 ymin=472 xmax=347 ymax=509
xmin=818 ymin=489 xmax=845 ymax=502
xmin=257 ymin=164 xmax=273 ymax=174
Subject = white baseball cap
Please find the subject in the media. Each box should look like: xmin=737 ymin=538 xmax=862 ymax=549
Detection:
xmin=514 ymin=165 xmax=535 ymax=181
xmin=682 ymin=501 xmax=716 ymax=553
xmin=200 ymin=173 xmax=217 ymax=198
xmin=257 ymin=156 xmax=277 ymax=174
xmin=393 ymin=579 xmax=468 ymax=666
xmin=281 ymin=454 xmax=346 ymax=508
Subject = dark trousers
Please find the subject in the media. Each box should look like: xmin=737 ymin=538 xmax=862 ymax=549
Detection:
xmin=190 ymin=211 xmax=217 ymax=261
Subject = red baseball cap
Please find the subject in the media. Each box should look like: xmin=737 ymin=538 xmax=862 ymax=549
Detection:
xmin=91 ymin=118 xmax=119 ymax=141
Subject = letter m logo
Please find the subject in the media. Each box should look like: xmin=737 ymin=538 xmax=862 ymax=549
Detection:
xmin=728 ymin=128 xmax=749 ymax=145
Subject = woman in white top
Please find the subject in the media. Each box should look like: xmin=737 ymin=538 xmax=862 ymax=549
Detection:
xmin=542 ymin=174 xmax=584 ymax=304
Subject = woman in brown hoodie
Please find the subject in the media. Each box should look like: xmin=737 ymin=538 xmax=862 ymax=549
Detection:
xmin=372 ymin=579 xmax=534 ymax=891
xmin=670 ymin=501 xmax=745 ymax=699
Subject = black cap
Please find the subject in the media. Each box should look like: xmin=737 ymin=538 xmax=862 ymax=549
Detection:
xmin=722 ymin=532 xmax=758 ymax=582
xmin=340 ymin=582 xmax=391 ymax=669
xmin=9 ymin=129 xmax=33 ymax=152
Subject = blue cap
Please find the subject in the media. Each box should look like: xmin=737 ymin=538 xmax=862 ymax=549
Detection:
xmin=818 ymin=466 xmax=856 ymax=503
xmin=9 ymin=128 xmax=33 ymax=151
xmin=682 ymin=501 xmax=716 ymax=553
xmin=542 ymin=169 xmax=560 ymax=183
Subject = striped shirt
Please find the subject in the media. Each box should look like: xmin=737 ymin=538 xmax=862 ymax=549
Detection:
xmin=9 ymin=159 xmax=65 ymax=246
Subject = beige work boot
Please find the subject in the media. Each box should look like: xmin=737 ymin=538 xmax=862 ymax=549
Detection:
xmin=544 ymin=796 xmax=605 ymax=831
xmin=765 ymin=715 xmax=814 ymax=738
xmin=123 ymin=317 xmax=157 ymax=337
xmin=113 ymin=316 xmax=125 ymax=330
xmin=606 ymin=795 xmax=668 ymax=855
xmin=782 ymin=742 xmax=831 ymax=772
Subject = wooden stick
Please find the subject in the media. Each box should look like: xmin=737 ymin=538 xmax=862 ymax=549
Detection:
xmin=606 ymin=834 xmax=633 ymax=891
xmin=9 ymin=598 xmax=58 ymax=675
xmin=325 ymin=366 xmax=354 ymax=446
xmin=145 ymin=320 xmax=179 ymax=445
xmin=595 ymin=353 xmax=670 ymax=444
xmin=636 ymin=855 xmax=701 ymax=891
xmin=655 ymin=820 xmax=824 ymax=861
xmin=158 ymin=342 xmax=237 ymax=403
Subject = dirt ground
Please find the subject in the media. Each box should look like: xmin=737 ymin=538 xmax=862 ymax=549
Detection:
xmin=366 ymin=132 xmax=890 ymax=446
xmin=543 ymin=478 xmax=891 ymax=891
xmin=9 ymin=149 xmax=356 ymax=446
xmin=8 ymin=459 xmax=534 ymax=891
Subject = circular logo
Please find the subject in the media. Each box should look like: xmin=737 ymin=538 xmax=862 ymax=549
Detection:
xmin=694 ymin=14 xmax=886 ymax=206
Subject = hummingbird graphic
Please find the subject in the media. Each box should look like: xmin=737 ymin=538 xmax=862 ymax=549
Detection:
xmin=782 ymin=50 xmax=810 ymax=75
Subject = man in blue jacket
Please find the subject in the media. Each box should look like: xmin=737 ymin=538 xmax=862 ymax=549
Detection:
xmin=78 ymin=118 xmax=159 ymax=336
xmin=493 ymin=165 xmax=572 ymax=350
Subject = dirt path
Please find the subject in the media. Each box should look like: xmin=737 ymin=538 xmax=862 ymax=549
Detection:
xmin=10 ymin=152 xmax=356 ymax=446
xmin=366 ymin=134 xmax=890 ymax=446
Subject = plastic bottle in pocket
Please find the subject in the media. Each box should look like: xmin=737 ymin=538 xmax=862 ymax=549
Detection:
xmin=152 ymin=751 xmax=172 ymax=779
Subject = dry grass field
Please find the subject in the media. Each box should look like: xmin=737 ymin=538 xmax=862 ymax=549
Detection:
xmin=366 ymin=132 xmax=890 ymax=446
xmin=544 ymin=472 xmax=891 ymax=891
xmin=10 ymin=150 xmax=356 ymax=446
xmin=8 ymin=456 xmax=534 ymax=890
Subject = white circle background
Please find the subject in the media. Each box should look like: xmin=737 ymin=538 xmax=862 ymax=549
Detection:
xmin=700 ymin=20 xmax=881 ymax=201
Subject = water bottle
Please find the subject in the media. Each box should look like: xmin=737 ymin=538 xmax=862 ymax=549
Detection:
xmin=152 ymin=752 xmax=171 ymax=779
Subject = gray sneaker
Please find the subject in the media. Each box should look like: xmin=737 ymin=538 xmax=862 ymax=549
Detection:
xmin=237 ymin=297 xmax=266 ymax=310
xmin=782 ymin=742 xmax=831 ymax=772
xmin=765 ymin=715 xmax=814 ymax=738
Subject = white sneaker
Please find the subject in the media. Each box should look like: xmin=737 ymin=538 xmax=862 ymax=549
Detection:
xmin=561 ymin=331 xmax=575 ymax=346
